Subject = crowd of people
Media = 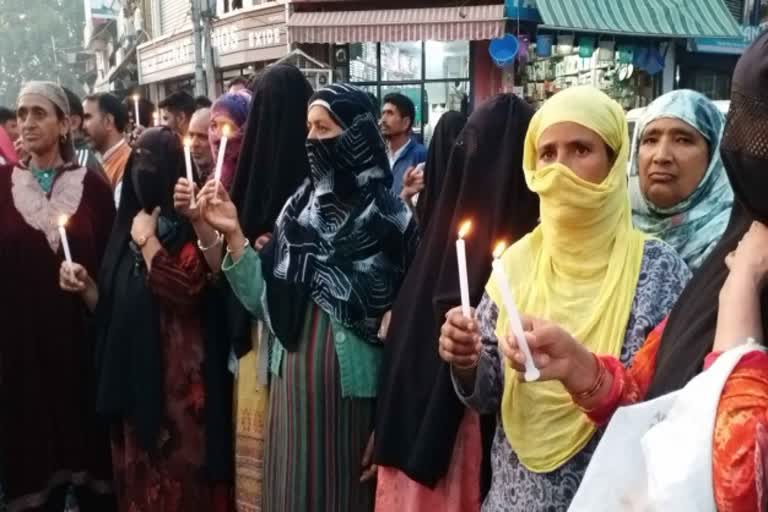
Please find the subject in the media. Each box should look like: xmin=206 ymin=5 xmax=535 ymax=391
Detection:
xmin=0 ymin=31 xmax=767 ymax=512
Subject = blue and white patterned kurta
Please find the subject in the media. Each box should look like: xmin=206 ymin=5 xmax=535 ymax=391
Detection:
xmin=453 ymin=239 xmax=691 ymax=512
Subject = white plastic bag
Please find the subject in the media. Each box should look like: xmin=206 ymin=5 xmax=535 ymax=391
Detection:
xmin=569 ymin=343 xmax=762 ymax=512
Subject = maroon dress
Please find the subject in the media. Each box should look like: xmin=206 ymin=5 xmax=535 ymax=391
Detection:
xmin=109 ymin=242 xmax=229 ymax=512
xmin=0 ymin=164 xmax=116 ymax=510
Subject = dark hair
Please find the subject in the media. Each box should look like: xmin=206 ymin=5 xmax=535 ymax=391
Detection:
xmin=194 ymin=95 xmax=212 ymax=110
xmin=383 ymin=92 xmax=416 ymax=131
xmin=228 ymin=76 xmax=249 ymax=89
xmin=62 ymin=87 xmax=84 ymax=118
xmin=159 ymin=91 xmax=195 ymax=118
xmin=85 ymin=93 xmax=129 ymax=132
xmin=0 ymin=107 xmax=15 ymax=124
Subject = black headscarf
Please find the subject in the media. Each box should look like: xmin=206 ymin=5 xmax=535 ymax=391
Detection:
xmin=416 ymin=111 xmax=468 ymax=228
xmin=647 ymin=31 xmax=768 ymax=398
xmin=374 ymin=94 xmax=540 ymax=486
xmin=260 ymin=83 xmax=418 ymax=350
xmin=231 ymin=64 xmax=313 ymax=240
xmin=94 ymin=127 xmax=192 ymax=450
xmin=222 ymin=64 xmax=314 ymax=358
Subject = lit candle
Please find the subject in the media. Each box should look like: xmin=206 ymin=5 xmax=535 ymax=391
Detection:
xmin=492 ymin=241 xmax=540 ymax=382
xmin=456 ymin=220 xmax=472 ymax=318
xmin=133 ymin=94 xmax=140 ymax=127
xmin=183 ymin=136 xmax=196 ymax=208
xmin=213 ymin=124 xmax=230 ymax=197
xmin=153 ymin=111 xmax=159 ymax=127
xmin=58 ymin=215 xmax=73 ymax=276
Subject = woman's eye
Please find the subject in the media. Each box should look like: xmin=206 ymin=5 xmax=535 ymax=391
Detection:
xmin=641 ymin=137 xmax=657 ymax=146
xmin=540 ymin=150 xmax=555 ymax=161
xmin=676 ymin=137 xmax=693 ymax=145
xmin=576 ymin=145 xmax=591 ymax=156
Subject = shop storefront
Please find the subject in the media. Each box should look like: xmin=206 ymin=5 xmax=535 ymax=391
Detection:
xmin=511 ymin=0 xmax=742 ymax=108
xmin=288 ymin=3 xmax=505 ymax=141
xmin=137 ymin=3 xmax=289 ymax=101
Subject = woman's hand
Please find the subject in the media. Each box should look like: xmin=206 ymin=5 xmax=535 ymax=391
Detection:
xmin=503 ymin=317 xmax=597 ymax=394
xmin=254 ymin=233 xmax=273 ymax=251
xmin=400 ymin=165 xmax=425 ymax=205
xmin=131 ymin=207 xmax=160 ymax=245
xmin=725 ymin=221 xmax=768 ymax=291
xmin=174 ymin=178 xmax=200 ymax=222
xmin=59 ymin=262 xmax=98 ymax=311
xmin=198 ymin=180 xmax=241 ymax=237
xmin=439 ymin=307 xmax=483 ymax=369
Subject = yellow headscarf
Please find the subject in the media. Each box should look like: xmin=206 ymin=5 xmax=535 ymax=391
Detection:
xmin=486 ymin=86 xmax=648 ymax=473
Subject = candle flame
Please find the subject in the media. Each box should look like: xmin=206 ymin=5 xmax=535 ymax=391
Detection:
xmin=222 ymin=124 xmax=231 ymax=138
xmin=458 ymin=220 xmax=472 ymax=239
xmin=493 ymin=241 xmax=507 ymax=259
xmin=58 ymin=215 xmax=69 ymax=228
xmin=183 ymin=136 xmax=192 ymax=147
xmin=133 ymin=94 xmax=139 ymax=101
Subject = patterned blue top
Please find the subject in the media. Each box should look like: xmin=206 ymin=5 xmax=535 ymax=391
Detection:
xmin=452 ymin=239 xmax=691 ymax=512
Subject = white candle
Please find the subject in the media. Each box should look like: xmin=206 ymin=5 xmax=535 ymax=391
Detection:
xmin=58 ymin=215 xmax=73 ymax=277
xmin=183 ymin=136 xmax=196 ymax=208
xmin=492 ymin=242 xmax=540 ymax=382
xmin=456 ymin=220 xmax=472 ymax=318
xmin=213 ymin=124 xmax=230 ymax=197
xmin=133 ymin=94 xmax=140 ymax=127
xmin=153 ymin=111 xmax=159 ymax=127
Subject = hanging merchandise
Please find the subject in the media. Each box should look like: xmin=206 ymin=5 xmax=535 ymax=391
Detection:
xmin=489 ymin=34 xmax=520 ymax=68
xmin=633 ymin=46 xmax=665 ymax=75
xmin=618 ymin=44 xmax=635 ymax=64
xmin=536 ymin=34 xmax=553 ymax=57
xmin=557 ymin=34 xmax=575 ymax=55
xmin=598 ymin=40 xmax=616 ymax=61
xmin=579 ymin=36 xmax=596 ymax=58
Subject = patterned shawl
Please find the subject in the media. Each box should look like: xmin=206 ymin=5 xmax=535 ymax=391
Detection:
xmin=262 ymin=84 xmax=418 ymax=347
xmin=630 ymin=90 xmax=733 ymax=270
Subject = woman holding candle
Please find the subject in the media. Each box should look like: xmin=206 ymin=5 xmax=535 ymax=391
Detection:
xmin=197 ymin=83 xmax=418 ymax=512
xmin=209 ymin=91 xmax=251 ymax=191
xmin=60 ymin=127 xmax=231 ymax=512
xmin=374 ymin=94 xmax=539 ymax=512
xmin=437 ymin=86 xmax=691 ymax=511
xmin=0 ymin=81 xmax=116 ymax=511
xmin=497 ymin=31 xmax=768 ymax=511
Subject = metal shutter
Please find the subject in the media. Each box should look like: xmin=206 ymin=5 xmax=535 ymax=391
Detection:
xmin=160 ymin=0 xmax=189 ymax=35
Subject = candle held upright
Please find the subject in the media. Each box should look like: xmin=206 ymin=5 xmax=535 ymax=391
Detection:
xmin=492 ymin=241 xmax=540 ymax=382
xmin=213 ymin=124 xmax=230 ymax=197
xmin=455 ymin=220 xmax=472 ymax=318
xmin=183 ymin=137 xmax=196 ymax=208
xmin=132 ymin=94 xmax=140 ymax=128
xmin=58 ymin=215 xmax=74 ymax=278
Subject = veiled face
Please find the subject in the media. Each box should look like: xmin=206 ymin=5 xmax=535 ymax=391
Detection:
xmin=307 ymin=105 xmax=343 ymax=140
xmin=536 ymin=122 xmax=613 ymax=184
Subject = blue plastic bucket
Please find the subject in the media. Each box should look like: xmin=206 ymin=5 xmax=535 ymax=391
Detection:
xmin=489 ymin=35 xmax=520 ymax=68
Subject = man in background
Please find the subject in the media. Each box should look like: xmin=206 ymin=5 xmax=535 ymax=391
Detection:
xmin=159 ymin=91 xmax=195 ymax=136
xmin=0 ymin=106 xmax=19 ymax=165
xmin=62 ymin=87 xmax=103 ymax=173
xmin=380 ymin=92 xmax=427 ymax=195
xmin=228 ymin=76 xmax=249 ymax=93
xmin=188 ymin=107 xmax=214 ymax=181
xmin=195 ymin=95 xmax=212 ymax=110
xmin=83 ymin=93 xmax=131 ymax=205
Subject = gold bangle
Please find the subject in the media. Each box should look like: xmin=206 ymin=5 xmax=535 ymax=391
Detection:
xmin=226 ymin=236 xmax=250 ymax=254
xmin=572 ymin=353 xmax=607 ymax=401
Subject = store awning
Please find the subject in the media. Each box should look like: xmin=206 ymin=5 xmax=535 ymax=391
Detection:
xmin=535 ymin=0 xmax=741 ymax=38
xmin=287 ymin=5 xmax=505 ymax=44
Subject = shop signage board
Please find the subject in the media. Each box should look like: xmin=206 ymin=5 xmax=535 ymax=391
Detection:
xmin=138 ymin=4 xmax=288 ymax=85
xmin=691 ymin=23 xmax=767 ymax=54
